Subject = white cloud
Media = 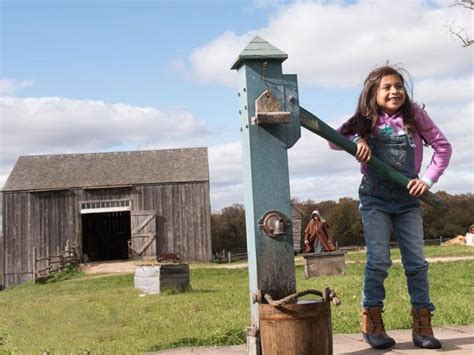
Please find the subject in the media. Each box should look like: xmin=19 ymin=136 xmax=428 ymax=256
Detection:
xmin=0 ymin=79 xmax=34 ymax=95
xmin=208 ymin=141 xmax=244 ymax=211
xmin=181 ymin=0 xmax=472 ymax=88
xmin=0 ymin=96 xmax=209 ymax=185
xmin=421 ymin=101 xmax=474 ymax=172
xmin=288 ymin=128 xmax=367 ymax=201
xmin=415 ymin=75 xmax=474 ymax=104
xmin=209 ymin=141 xmax=242 ymax=186
xmin=290 ymin=175 xmax=362 ymax=202
xmin=289 ymin=129 xmax=356 ymax=178
xmin=182 ymin=31 xmax=252 ymax=87
xmin=210 ymin=183 xmax=244 ymax=212
xmin=436 ymin=169 xmax=474 ymax=196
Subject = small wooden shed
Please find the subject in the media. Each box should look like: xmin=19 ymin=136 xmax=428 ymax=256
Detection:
xmin=0 ymin=148 xmax=212 ymax=289
xmin=292 ymin=204 xmax=305 ymax=253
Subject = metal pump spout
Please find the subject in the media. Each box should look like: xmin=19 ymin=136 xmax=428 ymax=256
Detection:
xmin=258 ymin=210 xmax=290 ymax=238
xmin=274 ymin=218 xmax=286 ymax=236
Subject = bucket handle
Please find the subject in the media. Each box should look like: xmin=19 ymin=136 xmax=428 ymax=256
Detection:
xmin=264 ymin=288 xmax=340 ymax=307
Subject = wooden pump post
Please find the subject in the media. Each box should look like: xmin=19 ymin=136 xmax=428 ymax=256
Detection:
xmin=231 ymin=37 xmax=301 ymax=354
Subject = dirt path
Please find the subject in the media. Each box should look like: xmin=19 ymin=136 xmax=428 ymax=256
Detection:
xmin=81 ymin=260 xmax=154 ymax=274
xmin=81 ymin=255 xmax=474 ymax=275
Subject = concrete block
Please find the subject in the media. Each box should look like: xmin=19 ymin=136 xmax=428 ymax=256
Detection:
xmin=302 ymin=251 xmax=346 ymax=278
xmin=134 ymin=264 xmax=190 ymax=294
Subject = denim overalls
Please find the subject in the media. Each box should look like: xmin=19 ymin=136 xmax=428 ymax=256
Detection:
xmin=359 ymin=131 xmax=434 ymax=311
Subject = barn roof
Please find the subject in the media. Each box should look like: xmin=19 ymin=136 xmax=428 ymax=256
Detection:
xmin=2 ymin=148 xmax=209 ymax=192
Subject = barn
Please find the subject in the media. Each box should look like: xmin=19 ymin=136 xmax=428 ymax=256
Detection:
xmin=0 ymin=148 xmax=212 ymax=290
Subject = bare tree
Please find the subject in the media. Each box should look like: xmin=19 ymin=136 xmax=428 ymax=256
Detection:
xmin=448 ymin=0 xmax=473 ymax=47
xmin=452 ymin=0 xmax=474 ymax=9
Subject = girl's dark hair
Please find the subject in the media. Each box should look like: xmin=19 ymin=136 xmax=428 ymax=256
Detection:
xmin=340 ymin=65 xmax=416 ymax=138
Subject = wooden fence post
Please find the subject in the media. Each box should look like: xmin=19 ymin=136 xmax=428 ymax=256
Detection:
xmin=32 ymin=247 xmax=37 ymax=283
xmin=46 ymin=244 xmax=50 ymax=277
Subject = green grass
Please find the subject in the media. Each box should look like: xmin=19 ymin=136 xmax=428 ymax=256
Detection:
xmin=0 ymin=268 xmax=250 ymax=354
xmin=0 ymin=248 xmax=473 ymax=354
xmin=298 ymin=261 xmax=473 ymax=333
xmin=344 ymin=245 xmax=474 ymax=263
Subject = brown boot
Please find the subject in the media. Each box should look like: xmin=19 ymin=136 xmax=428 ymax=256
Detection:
xmin=412 ymin=309 xmax=442 ymax=349
xmin=362 ymin=307 xmax=396 ymax=349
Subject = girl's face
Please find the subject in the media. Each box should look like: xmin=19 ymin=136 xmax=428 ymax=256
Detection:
xmin=376 ymin=74 xmax=406 ymax=116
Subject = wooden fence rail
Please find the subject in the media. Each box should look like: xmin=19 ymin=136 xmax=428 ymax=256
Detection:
xmin=214 ymin=237 xmax=448 ymax=263
xmin=32 ymin=242 xmax=79 ymax=283
xmin=213 ymin=250 xmax=248 ymax=263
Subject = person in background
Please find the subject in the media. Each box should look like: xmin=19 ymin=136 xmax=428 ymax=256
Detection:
xmin=304 ymin=210 xmax=336 ymax=253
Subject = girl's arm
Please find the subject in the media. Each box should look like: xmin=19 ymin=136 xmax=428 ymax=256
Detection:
xmin=328 ymin=124 xmax=359 ymax=151
xmin=415 ymin=108 xmax=452 ymax=184
xmin=408 ymin=107 xmax=452 ymax=197
xmin=328 ymin=128 xmax=372 ymax=162
xmin=328 ymin=115 xmax=372 ymax=162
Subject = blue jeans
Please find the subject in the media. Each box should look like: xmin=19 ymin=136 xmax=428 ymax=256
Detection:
xmin=359 ymin=186 xmax=434 ymax=311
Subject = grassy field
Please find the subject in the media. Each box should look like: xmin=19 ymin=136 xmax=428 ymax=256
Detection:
xmin=343 ymin=245 xmax=474 ymax=263
xmin=0 ymin=246 xmax=473 ymax=354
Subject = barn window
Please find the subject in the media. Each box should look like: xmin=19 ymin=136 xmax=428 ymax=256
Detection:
xmin=80 ymin=200 xmax=131 ymax=214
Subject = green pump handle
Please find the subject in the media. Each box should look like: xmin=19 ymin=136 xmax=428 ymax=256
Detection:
xmin=299 ymin=107 xmax=446 ymax=209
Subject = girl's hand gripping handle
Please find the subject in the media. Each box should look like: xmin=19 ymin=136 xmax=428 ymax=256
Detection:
xmin=407 ymin=179 xmax=429 ymax=197
xmin=355 ymin=139 xmax=371 ymax=163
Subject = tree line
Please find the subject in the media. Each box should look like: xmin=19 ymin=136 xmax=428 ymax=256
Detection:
xmin=211 ymin=193 xmax=473 ymax=253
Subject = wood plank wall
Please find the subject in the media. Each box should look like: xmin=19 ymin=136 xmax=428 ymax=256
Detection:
xmin=1 ymin=182 xmax=212 ymax=289
xmin=3 ymin=192 xmax=31 ymax=288
xmin=0 ymin=225 xmax=4 ymax=290
xmin=292 ymin=207 xmax=303 ymax=253
xmin=134 ymin=183 xmax=212 ymax=261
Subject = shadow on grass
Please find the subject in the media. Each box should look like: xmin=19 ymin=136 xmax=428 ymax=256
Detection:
xmin=35 ymin=265 xmax=81 ymax=284
xmin=157 ymin=288 xmax=218 ymax=296
xmin=187 ymin=288 xmax=218 ymax=294
xmin=147 ymin=328 xmax=246 ymax=352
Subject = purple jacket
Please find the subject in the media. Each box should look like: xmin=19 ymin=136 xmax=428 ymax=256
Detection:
xmin=331 ymin=105 xmax=452 ymax=184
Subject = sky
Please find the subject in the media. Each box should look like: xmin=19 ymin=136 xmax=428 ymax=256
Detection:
xmin=1 ymin=0 xmax=473 ymax=212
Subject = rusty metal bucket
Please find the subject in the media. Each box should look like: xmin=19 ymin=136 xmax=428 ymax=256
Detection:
xmin=259 ymin=299 xmax=333 ymax=355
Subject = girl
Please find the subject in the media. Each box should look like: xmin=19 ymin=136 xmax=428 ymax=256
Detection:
xmin=333 ymin=65 xmax=452 ymax=350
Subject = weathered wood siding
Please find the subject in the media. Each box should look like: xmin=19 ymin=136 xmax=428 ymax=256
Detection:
xmin=2 ymin=190 xmax=79 ymax=288
xmin=292 ymin=206 xmax=303 ymax=253
xmin=0 ymin=229 xmax=4 ymax=290
xmin=131 ymin=211 xmax=157 ymax=258
xmin=2 ymin=192 xmax=33 ymax=288
xmin=1 ymin=182 xmax=211 ymax=289
xmin=133 ymin=183 xmax=212 ymax=261
xmin=0 ymin=192 xmax=4 ymax=290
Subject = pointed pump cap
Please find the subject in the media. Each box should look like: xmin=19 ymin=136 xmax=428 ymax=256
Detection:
xmin=231 ymin=36 xmax=288 ymax=70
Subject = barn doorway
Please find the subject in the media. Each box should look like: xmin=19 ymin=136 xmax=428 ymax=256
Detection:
xmin=82 ymin=211 xmax=131 ymax=261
